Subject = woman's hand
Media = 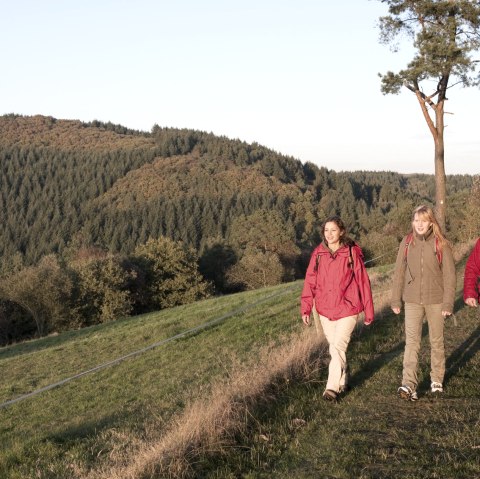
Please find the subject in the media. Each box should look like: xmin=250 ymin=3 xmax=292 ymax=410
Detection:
xmin=392 ymin=307 xmax=401 ymax=315
xmin=302 ymin=314 xmax=311 ymax=326
xmin=465 ymin=297 xmax=478 ymax=308
xmin=442 ymin=310 xmax=452 ymax=317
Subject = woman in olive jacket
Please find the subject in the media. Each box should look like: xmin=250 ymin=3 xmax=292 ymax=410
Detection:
xmin=391 ymin=205 xmax=456 ymax=401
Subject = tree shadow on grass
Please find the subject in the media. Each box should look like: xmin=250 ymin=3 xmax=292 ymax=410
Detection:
xmin=49 ymin=412 xmax=125 ymax=443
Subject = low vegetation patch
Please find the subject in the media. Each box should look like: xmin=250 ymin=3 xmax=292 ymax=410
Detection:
xmin=0 ymin=282 xmax=302 ymax=478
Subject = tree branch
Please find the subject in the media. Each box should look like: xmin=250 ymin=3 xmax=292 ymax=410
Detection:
xmin=403 ymin=80 xmax=438 ymax=110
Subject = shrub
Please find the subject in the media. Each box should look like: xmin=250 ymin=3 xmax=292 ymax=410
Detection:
xmin=0 ymin=255 xmax=73 ymax=336
xmin=131 ymin=237 xmax=211 ymax=311
xmin=69 ymin=252 xmax=134 ymax=325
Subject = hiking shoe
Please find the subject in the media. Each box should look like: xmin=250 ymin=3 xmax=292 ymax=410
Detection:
xmin=339 ymin=384 xmax=350 ymax=394
xmin=431 ymin=382 xmax=443 ymax=393
xmin=398 ymin=385 xmax=418 ymax=401
xmin=323 ymin=389 xmax=338 ymax=402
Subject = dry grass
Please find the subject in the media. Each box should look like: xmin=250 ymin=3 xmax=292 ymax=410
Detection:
xmin=87 ymin=329 xmax=328 ymax=479
xmin=85 ymin=245 xmax=476 ymax=479
xmin=85 ymin=264 xmax=400 ymax=479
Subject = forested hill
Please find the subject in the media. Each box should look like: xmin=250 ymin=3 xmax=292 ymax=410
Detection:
xmin=0 ymin=114 xmax=474 ymax=270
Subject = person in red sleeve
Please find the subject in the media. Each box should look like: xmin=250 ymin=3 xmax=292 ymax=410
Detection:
xmin=464 ymin=238 xmax=480 ymax=308
xmin=301 ymin=215 xmax=374 ymax=402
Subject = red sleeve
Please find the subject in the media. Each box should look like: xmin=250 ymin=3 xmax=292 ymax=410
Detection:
xmin=300 ymin=249 xmax=319 ymax=316
xmin=464 ymin=239 xmax=480 ymax=301
xmin=353 ymin=247 xmax=375 ymax=323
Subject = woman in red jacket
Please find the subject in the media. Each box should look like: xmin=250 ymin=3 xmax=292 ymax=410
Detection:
xmin=464 ymin=238 xmax=480 ymax=308
xmin=301 ymin=216 xmax=374 ymax=402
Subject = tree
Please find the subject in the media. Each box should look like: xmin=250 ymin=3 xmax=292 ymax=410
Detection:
xmin=132 ymin=237 xmax=211 ymax=311
xmin=199 ymin=239 xmax=237 ymax=293
xmin=69 ymin=252 xmax=134 ymax=325
xmin=228 ymin=209 xmax=300 ymax=280
xmin=0 ymin=255 xmax=74 ymax=336
xmin=378 ymin=0 xmax=480 ymax=230
xmin=226 ymin=247 xmax=284 ymax=290
xmin=460 ymin=174 xmax=480 ymax=240
xmin=0 ymin=299 xmax=37 ymax=345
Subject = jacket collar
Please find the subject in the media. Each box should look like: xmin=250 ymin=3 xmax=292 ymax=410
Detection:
xmin=320 ymin=241 xmax=350 ymax=256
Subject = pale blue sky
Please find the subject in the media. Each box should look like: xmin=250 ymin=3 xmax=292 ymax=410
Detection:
xmin=1 ymin=0 xmax=478 ymax=174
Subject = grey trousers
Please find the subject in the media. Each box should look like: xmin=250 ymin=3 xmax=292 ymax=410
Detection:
xmin=402 ymin=302 xmax=445 ymax=390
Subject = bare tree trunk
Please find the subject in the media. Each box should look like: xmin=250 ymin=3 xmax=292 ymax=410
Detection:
xmin=413 ymin=86 xmax=447 ymax=232
xmin=434 ymin=142 xmax=447 ymax=232
xmin=434 ymin=102 xmax=447 ymax=232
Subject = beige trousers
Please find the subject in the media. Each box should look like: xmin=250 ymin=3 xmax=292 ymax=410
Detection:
xmin=313 ymin=308 xmax=357 ymax=393
xmin=402 ymin=302 xmax=445 ymax=390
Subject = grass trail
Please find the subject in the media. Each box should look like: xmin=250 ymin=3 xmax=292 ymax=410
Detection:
xmin=265 ymin=306 xmax=480 ymax=479
xmin=196 ymin=271 xmax=480 ymax=479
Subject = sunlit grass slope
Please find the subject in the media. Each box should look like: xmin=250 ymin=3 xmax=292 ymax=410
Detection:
xmin=0 ymin=282 xmax=302 ymax=478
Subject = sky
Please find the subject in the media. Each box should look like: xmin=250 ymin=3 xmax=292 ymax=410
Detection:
xmin=1 ymin=0 xmax=478 ymax=175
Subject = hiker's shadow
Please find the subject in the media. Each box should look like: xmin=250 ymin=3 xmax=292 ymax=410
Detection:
xmin=445 ymin=324 xmax=480 ymax=383
xmin=418 ymin=322 xmax=480 ymax=393
xmin=346 ymin=306 xmax=406 ymax=391
xmin=444 ymin=300 xmax=480 ymax=385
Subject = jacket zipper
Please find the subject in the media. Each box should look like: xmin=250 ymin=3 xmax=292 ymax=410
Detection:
xmin=420 ymin=238 xmax=424 ymax=305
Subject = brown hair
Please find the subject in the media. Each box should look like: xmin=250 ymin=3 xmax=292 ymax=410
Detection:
xmin=321 ymin=215 xmax=355 ymax=247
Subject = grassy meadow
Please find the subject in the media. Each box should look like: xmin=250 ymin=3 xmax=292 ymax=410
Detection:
xmin=0 ymin=258 xmax=479 ymax=479
xmin=0 ymin=282 xmax=303 ymax=478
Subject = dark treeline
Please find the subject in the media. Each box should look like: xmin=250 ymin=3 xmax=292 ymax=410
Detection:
xmin=0 ymin=114 xmax=476 ymax=344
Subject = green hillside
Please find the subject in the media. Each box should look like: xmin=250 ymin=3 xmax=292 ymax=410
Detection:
xmin=0 ymin=114 xmax=474 ymax=267
xmin=0 ymin=258 xmax=478 ymax=479
xmin=0 ymin=113 xmax=477 ymax=347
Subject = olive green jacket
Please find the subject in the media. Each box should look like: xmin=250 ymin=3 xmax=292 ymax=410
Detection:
xmin=391 ymin=229 xmax=456 ymax=312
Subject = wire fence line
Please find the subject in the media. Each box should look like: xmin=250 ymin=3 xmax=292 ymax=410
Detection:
xmin=364 ymin=248 xmax=398 ymax=266
xmin=2 ymin=243 xmax=472 ymax=412
xmin=0 ymin=284 xmax=301 ymax=410
xmin=0 ymin=249 xmax=397 ymax=410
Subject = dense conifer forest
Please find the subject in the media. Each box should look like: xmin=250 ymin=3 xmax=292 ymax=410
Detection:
xmin=0 ymin=114 xmax=475 ymax=344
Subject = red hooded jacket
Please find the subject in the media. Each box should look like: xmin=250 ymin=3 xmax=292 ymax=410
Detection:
xmin=301 ymin=242 xmax=374 ymax=323
xmin=464 ymin=239 xmax=480 ymax=302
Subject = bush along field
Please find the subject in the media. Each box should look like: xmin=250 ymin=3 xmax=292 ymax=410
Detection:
xmin=0 ymin=256 xmax=479 ymax=479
